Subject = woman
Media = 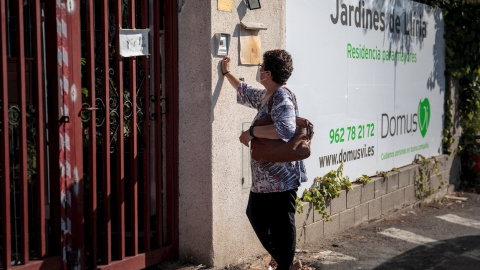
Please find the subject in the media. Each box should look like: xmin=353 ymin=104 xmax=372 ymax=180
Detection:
xmin=221 ymin=50 xmax=307 ymax=270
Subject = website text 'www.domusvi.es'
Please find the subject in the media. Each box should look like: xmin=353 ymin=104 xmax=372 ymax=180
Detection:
xmin=319 ymin=145 xmax=375 ymax=168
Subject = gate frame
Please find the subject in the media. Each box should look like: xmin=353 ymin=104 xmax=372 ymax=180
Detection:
xmin=45 ymin=0 xmax=179 ymax=269
xmin=1 ymin=0 xmax=178 ymax=268
xmin=164 ymin=0 xmax=180 ymax=254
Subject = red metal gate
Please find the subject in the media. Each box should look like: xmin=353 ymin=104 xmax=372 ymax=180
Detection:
xmin=0 ymin=0 xmax=178 ymax=269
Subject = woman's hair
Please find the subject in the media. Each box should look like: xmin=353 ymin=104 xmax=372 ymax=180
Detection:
xmin=262 ymin=49 xmax=294 ymax=85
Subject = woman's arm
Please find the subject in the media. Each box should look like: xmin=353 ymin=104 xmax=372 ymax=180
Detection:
xmin=222 ymin=56 xmax=279 ymax=146
xmin=222 ymin=56 xmax=265 ymax=110
xmin=251 ymin=125 xmax=280 ymax=140
xmin=239 ymin=125 xmax=280 ymax=147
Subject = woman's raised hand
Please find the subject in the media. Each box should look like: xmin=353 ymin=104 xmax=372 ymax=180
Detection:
xmin=221 ymin=55 xmax=240 ymax=89
xmin=222 ymin=56 xmax=231 ymax=74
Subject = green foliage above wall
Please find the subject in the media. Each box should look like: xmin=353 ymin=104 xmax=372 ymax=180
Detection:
xmin=417 ymin=0 xmax=480 ymax=192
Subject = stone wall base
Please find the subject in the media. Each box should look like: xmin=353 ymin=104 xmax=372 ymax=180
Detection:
xmin=295 ymin=154 xmax=459 ymax=246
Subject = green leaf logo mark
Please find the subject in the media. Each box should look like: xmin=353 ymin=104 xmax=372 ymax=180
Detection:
xmin=418 ymin=98 xmax=430 ymax=138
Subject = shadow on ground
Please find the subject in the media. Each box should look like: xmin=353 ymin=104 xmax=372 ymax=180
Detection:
xmin=371 ymin=235 xmax=480 ymax=270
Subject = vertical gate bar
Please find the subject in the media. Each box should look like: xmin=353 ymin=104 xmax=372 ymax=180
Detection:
xmin=100 ymin=0 xmax=112 ymax=264
xmin=15 ymin=0 xmax=30 ymax=264
xmin=86 ymin=0 xmax=97 ymax=267
xmin=141 ymin=0 xmax=151 ymax=252
xmin=128 ymin=0 xmax=138 ymax=256
xmin=153 ymin=0 xmax=163 ymax=248
xmin=32 ymin=0 xmax=46 ymax=259
xmin=115 ymin=0 xmax=125 ymax=260
xmin=44 ymin=0 xmax=61 ymax=259
xmin=0 ymin=0 xmax=11 ymax=268
xmin=164 ymin=0 xmax=179 ymax=248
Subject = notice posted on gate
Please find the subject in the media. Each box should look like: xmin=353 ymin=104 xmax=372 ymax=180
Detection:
xmin=119 ymin=29 xmax=150 ymax=57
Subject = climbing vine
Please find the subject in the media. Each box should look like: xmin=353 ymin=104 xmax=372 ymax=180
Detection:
xmin=416 ymin=0 xmax=480 ymax=192
xmin=414 ymin=154 xmax=444 ymax=199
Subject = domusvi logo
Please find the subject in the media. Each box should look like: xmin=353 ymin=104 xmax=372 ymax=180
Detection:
xmin=380 ymin=97 xmax=430 ymax=139
xmin=418 ymin=98 xmax=430 ymax=138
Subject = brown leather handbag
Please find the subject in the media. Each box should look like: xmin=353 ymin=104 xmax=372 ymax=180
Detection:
xmin=251 ymin=88 xmax=314 ymax=162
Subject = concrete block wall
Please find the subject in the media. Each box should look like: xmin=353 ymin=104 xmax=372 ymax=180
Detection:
xmin=295 ymin=154 xmax=457 ymax=246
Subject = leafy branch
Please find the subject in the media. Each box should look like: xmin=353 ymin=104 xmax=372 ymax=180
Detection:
xmin=356 ymin=174 xmax=372 ymax=186
xmin=414 ymin=154 xmax=444 ymax=199
xmin=296 ymin=163 xmax=352 ymax=221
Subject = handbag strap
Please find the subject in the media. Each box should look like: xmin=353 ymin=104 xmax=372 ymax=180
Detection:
xmin=266 ymin=87 xmax=298 ymax=115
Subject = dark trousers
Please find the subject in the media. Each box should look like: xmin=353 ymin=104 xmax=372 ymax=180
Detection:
xmin=246 ymin=189 xmax=297 ymax=270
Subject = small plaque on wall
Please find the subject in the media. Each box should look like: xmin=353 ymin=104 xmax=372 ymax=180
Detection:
xmin=218 ymin=0 xmax=233 ymax=12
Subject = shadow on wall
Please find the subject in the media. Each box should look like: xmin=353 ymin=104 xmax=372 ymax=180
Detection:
xmin=366 ymin=0 xmax=444 ymax=93
xmin=449 ymin=155 xmax=462 ymax=188
xmin=373 ymin=235 xmax=480 ymax=269
xmin=211 ymin=23 xmax=242 ymax=120
xmin=212 ymin=0 xmax=261 ymax=117
xmin=366 ymin=0 xmax=446 ymax=153
xmin=178 ymin=0 xmax=187 ymax=13
xmin=212 ymin=21 xmax=260 ymax=122
xmin=237 ymin=0 xmax=248 ymax=21
xmin=427 ymin=9 xmax=445 ymax=93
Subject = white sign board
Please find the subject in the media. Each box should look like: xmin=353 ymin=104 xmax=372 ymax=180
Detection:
xmin=119 ymin=29 xmax=150 ymax=57
xmin=286 ymin=0 xmax=445 ymax=192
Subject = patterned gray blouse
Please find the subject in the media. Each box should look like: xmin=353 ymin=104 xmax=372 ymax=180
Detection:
xmin=237 ymin=82 xmax=308 ymax=193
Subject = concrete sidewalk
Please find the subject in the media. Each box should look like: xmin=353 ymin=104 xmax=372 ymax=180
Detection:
xmin=284 ymin=191 xmax=480 ymax=270
xmin=156 ymin=191 xmax=480 ymax=270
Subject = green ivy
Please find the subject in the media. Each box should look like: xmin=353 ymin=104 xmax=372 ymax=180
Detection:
xmin=413 ymin=154 xmax=444 ymax=199
xmin=416 ymin=0 xmax=480 ymax=192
